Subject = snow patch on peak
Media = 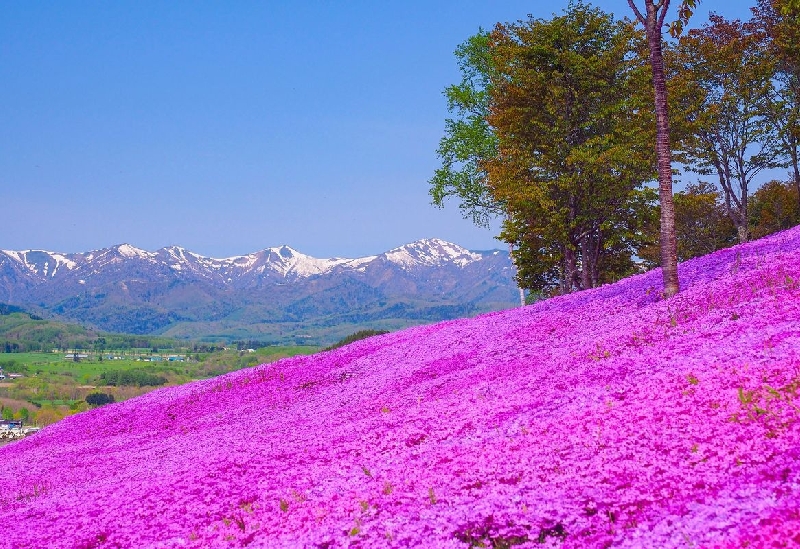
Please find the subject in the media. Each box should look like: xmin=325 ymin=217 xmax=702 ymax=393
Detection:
xmin=162 ymin=246 xmax=203 ymax=264
xmin=276 ymin=245 xmax=295 ymax=259
xmin=116 ymin=244 xmax=154 ymax=259
xmin=49 ymin=253 xmax=78 ymax=272
xmin=2 ymin=239 xmax=493 ymax=283
xmin=384 ymin=238 xmax=482 ymax=268
xmin=1 ymin=250 xmax=25 ymax=264
xmin=263 ymin=246 xmax=346 ymax=278
xmin=0 ymin=250 xmax=78 ymax=276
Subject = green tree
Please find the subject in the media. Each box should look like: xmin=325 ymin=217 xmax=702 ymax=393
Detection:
xmin=428 ymin=30 xmax=526 ymax=306
xmin=485 ymin=2 xmax=657 ymax=294
xmin=429 ymin=30 xmax=501 ymax=228
xmin=641 ymin=182 xmax=737 ymax=264
xmin=16 ymin=407 xmax=30 ymax=422
xmin=753 ymin=0 xmax=800 ymax=208
xmin=674 ymin=182 xmax=738 ymax=259
xmin=749 ymin=179 xmax=800 ymax=238
xmin=86 ymin=393 xmax=115 ymax=407
xmin=672 ymin=14 xmax=786 ymax=243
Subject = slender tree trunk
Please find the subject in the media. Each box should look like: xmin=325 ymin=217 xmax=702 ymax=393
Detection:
xmin=630 ymin=0 xmax=680 ymax=298
xmin=737 ymin=224 xmax=749 ymax=243
xmin=562 ymin=246 xmax=578 ymax=295
xmin=507 ymin=240 xmax=526 ymax=307
xmin=792 ymin=150 xmax=800 ymax=211
xmin=740 ymin=188 xmax=750 ymax=243
xmin=580 ymin=234 xmax=591 ymax=290
xmin=590 ymin=231 xmax=601 ymax=287
xmin=648 ymin=19 xmax=680 ymax=297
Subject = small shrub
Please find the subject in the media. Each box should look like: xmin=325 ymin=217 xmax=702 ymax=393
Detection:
xmin=323 ymin=330 xmax=390 ymax=352
xmin=85 ymin=393 xmax=115 ymax=407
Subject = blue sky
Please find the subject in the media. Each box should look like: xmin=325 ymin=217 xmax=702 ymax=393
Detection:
xmin=1 ymin=1 xmax=760 ymax=258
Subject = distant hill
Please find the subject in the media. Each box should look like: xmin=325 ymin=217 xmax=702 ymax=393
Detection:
xmin=0 ymin=310 xmax=184 ymax=353
xmin=0 ymin=310 xmax=95 ymax=353
xmin=0 ymin=239 xmax=520 ymax=344
xmin=0 ymin=303 xmax=25 ymax=316
xmin=2 ymin=227 xmax=798 ymax=547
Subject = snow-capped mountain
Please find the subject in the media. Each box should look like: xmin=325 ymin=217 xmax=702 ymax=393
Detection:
xmin=0 ymin=239 xmax=519 ymax=343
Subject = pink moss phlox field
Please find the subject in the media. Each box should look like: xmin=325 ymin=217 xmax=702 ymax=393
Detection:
xmin=2 ymin=229 xmax=800 ymax=548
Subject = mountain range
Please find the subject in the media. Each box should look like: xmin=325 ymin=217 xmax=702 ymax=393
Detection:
xmin=0 ymin=239 xmax=520 ymax=344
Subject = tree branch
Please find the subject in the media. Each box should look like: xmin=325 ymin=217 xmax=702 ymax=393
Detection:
xmin=627 ymin=0 xmax=646 ymax=25
xmin=657 ymin=0 xmax=671 ymax=30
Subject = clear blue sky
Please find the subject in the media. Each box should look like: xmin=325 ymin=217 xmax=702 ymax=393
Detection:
xmin=1 ymin=1 xmax=759 ymax=258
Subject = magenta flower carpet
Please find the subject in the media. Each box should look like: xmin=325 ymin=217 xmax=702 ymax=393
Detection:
xmin=2 ymin=228 xmax=800 ymax=548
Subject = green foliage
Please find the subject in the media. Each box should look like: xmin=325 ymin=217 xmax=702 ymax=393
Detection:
xmin=673 ymin=183 xmax=739 ymax=260
xmin=671 ymin=14 xmax=787 ymax=242
xmin=749 ymin=179 xmax=800 ymax=239
xmin=85 ymin=393 xmax=115 ymax=407
xmin=0 ymin=359 xmax=22 ymax=372
xmin=665 ymin=0 xmax=701 ymax=37
xmin=99 ymin=369 xmax=168 ymax=387
xmin=429 ymin=30 xmax=503 ymax=228
xmin=323 ymin=330 xmax=390 ymax=352
xmin=753 ymin=0 xmax=800 ymax=203
xmin=487 ymin=2 xmax=657 ymax=293
xmin=0 ymin=312 xmax=185 ymax=354
xmin=640 ymin=182 xmax=738 ymax=265
xmin=0 ymin=303 xmax=25 ymax=316
xmin=193 ymin=346 xmax=319 ymax=378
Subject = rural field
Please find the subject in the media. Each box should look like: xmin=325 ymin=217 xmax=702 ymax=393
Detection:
xmin=0 ymin=346 xmax=319 ymax=426
xmin=1 ymin=226 xmax=799 ymax=548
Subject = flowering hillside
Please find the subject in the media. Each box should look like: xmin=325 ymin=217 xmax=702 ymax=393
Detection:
xmin=2 ymin=228 xmax=800 ymax=549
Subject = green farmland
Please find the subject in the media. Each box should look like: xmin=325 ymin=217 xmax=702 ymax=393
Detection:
xmin=0 ymin=345 xmax=320 ymax=426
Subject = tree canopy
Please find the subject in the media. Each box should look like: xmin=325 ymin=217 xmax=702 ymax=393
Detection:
xmin=431 ymin=0 xmax=800 ymax=298
xmin=671 ymin=14 xmax=786 ymax=243
xmin=485 ymin=3 xmax=657 ymax=294
xmin=429 ymin=31 xmax=501 ymax=228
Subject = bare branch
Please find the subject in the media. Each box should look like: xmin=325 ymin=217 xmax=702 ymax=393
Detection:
xmin=627 ymin=0 xmax=646 ymax=25
xmin=657 ymin=0 xmax=671 ymax=30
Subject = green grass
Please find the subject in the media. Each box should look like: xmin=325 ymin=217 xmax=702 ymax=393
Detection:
xmin=1 ymin=345 xmax=322 ymax=426
xmin=1 ymin=352 xmax=64 ymax=367
xmin=33 ymin=359 xmax=167 ymax=382
xmin=28 ymin=399 xmax=83 ymax=407
xmin=1 ymin=345 xmax=320 ymax=398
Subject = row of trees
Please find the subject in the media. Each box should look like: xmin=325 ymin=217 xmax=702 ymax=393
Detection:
xmin=431 ymin=0 xmax=800 ymax=296
xmin=639 ymin=179 xmax=800 ymax=264
xmin=98 ymin=369 xmax=168 ymax=387
xmin=1 ymin=402 xmax=82 ymax=427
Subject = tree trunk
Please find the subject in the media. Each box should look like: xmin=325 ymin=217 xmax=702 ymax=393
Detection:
xmin=507 ymin=240 xmax=526 ymax=307
xmin=737 ymin=223 xmax=750 ymax=244
xmin=630 ymin=0 xmax=680 ymax=298
xmin=591 ymin=230 xmax=602 ymax=287
xmin=562 ymin=246 xmax=578 ymax=295
xmin=647 ymin=6 xmax=680 ymax=297
xmin=792 ymin=149 xmax=800 ymax=211
xmin=580 ymin=234 xmax=591 ymax=290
